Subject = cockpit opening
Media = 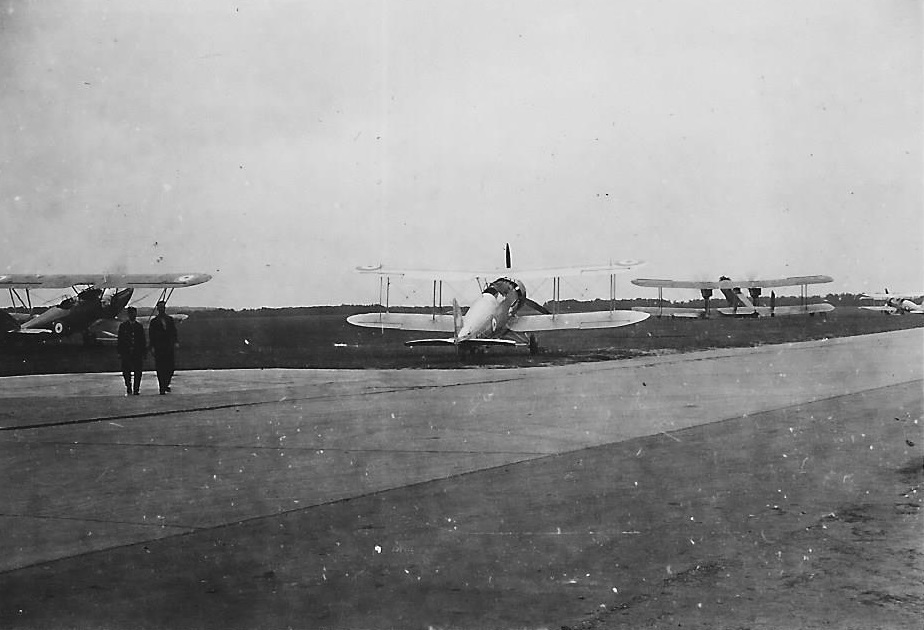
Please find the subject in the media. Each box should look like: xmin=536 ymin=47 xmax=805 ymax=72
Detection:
xmin=483 ymin=277 xmax=526 ymax=307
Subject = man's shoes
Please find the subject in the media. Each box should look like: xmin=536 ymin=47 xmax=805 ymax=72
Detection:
xmin=159 ymin=390 xmax=166 ymax=395
xmin=165 ymin=386 xmax=171 ymax=392
xmin=133 ymin=391 xmax=140 ymax=396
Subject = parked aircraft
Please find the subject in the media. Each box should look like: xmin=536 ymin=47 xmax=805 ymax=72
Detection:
xmin=860 ymin=290 xmax=924 ymax=315
xmin=0 ymin=273 xmax=211 ymax=343
xmin=631 ymin=275 xmax=835 ymax=318
xmin=347 ymin=245 xmax=649 ymax=354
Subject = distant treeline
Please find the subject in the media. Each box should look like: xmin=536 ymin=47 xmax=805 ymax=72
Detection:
xmin=176 ymin=293 xmax=873 ymax=318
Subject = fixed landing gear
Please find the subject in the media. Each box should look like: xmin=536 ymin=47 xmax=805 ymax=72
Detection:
xmin=457 ymin=344 xmax=485 ymax=360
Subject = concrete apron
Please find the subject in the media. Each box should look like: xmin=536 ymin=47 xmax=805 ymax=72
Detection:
xmin=0 ymin=329 xmax=921 ymax=628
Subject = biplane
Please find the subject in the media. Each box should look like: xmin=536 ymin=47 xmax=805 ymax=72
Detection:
xmin=347 ymin=245 xmax=649 ymax=354
xmin=0 ymin=273 xmax=211 ymax=343
xmin=860 ymin=290 xmax=924 ymax=315
xmin=631 ymin=275 xmax=835 ymax=318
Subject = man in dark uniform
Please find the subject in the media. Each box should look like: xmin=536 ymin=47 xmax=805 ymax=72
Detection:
xmin=148 ymin=300 xmax=178 ymax=395
xmin=117 ymin=306 xmax=146 ymax=395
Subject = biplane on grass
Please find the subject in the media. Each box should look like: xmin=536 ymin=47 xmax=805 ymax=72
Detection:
xmin=0 ymin=273 xmax=211 ymax=344
xmin=860 ymin=290 xmax=924 ymax=315
xmin=631 ymin=275 xmax=835 ymax=319
xmin=347 ymin=245 xmax=649 ymax=355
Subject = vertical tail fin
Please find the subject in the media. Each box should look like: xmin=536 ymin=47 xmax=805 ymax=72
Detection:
xmin=0 ymin=311 xmax=20 ymax=333
xmin=452 ymin=298 xmax=463 ymax=338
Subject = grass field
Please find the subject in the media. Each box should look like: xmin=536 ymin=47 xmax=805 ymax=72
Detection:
xmin=1 ymin=306 xmax=921 ymax=377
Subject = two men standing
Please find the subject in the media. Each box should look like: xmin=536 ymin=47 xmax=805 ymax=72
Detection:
xmin=117 ymin=301 xmax=178 ymax=395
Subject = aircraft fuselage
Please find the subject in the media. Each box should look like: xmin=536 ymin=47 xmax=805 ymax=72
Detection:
xmin=888 ymin=298 xmax=923 ymax=313
xmin=456 ymin=277 xmax=526 ymax=342
xmin=19 ymin=287 xmax=134 ymax=337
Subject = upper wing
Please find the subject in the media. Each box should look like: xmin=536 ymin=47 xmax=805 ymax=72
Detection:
xmin=346 ymin=312 xmax=456 ymax=332
xmin=0 ymin=273 xmax=211 ymax=289
xmin=508 ymin=310 xmax=649 ymax=332
xmin=355 ymin=266 xmax=492 ymax=282
xmin=861 ymin=292 xmax=924 ymax=301
xmin=508 ymin=260 xmax=645 ymax=280
xmin=632 ymin=275 xmax=833 ymax=290
xmin=356 ymin=260 xmax=645 ymax=282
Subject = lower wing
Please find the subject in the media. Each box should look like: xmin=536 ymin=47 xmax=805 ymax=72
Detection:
xmin=717 ymin=303 xmax=835 ymax=317
xmin=2 ymin=328 xmax=53 ymax=337
xmin=346 ymin=312 xmax=456 ymax=332
xmin=508 ymin=310 xmax=649 ymax=332
xmin=632 ymin=306 xmax=705 ymax=319
xmin=88 ymin=314 xmax=190 ymax=342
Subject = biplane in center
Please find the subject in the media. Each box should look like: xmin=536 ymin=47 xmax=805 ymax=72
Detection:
xmin=631 ymin=275 xmax=835 ymax=319
xmin=347 ymin=245 xmax=649 ymax=354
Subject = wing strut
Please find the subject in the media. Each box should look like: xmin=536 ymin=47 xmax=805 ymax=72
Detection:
xmin=8 ymin=287 xmax=33 ymax=312
xmin=609 ymin=273 xmax=617 ymax=312
xmin=431 ymin=280 xmax=443 ymax=321
xmin=552 ymin=277 xmax=560 ymax=319
xmin=156 ymin=287 xmax=176 ymax=305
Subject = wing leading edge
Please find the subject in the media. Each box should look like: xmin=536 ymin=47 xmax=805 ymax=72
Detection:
xmin=508 ymin=310 xmax=650 ymax=331
xmin=355 ymin=260 xmax=645 ymax=282
xmin=0 ymin=273 xmax=212 ymax=289
xmin=345 ymin=312 xmax=456 ymax=333
xmin=632 ymin=276 xmax=833 ymax=290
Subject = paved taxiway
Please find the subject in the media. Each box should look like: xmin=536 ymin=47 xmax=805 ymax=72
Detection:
xmin=0 ymin=329 xmax=921 ymax=628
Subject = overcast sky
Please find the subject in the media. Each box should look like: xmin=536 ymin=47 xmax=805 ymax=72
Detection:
xmin=1 ymin=0 xmax=920 ymax=308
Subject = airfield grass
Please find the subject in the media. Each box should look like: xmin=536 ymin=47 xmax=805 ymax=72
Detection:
xmin=0 ymin=306 xmax=921 ymax=377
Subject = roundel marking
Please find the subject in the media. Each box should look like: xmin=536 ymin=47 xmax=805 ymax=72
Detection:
xmin=175 ymin=274 xmax=196 ymax=283
xmin=53 ymin=321 xmax=65 ymax=335
xmin=491 ymin=317 xmax=497 ymax=332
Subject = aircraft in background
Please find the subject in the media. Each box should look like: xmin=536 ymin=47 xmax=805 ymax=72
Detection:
xmin=860 ymin=290 xmax=924 ymax=315
xmin=347 ymin=244 xmax=649 ymax=354
xmin=0 ymin=273 xmax=212 ymax=343
xmin=631 ymin=275 xmax=835 ymax=318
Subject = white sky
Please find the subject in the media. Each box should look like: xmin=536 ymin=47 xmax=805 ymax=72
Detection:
xmin=1 ymin=0 xmax=921 ymax=308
